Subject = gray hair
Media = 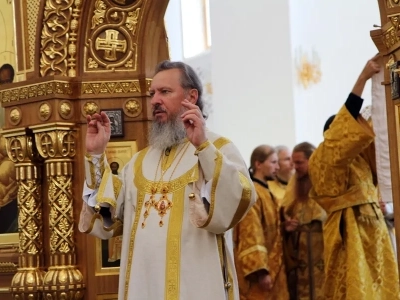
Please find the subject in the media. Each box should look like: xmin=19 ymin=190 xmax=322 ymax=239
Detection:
xmin=155 ymin=60 xmax=207 ymax=119
xmin=275 ymin=145 xmax=289 ymax=156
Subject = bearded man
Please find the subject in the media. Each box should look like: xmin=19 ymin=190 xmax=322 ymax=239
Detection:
xmin=282 ymin=142 xmax=326 ymax=300
xmin=79 ymin=60 xmax=256 ymax=300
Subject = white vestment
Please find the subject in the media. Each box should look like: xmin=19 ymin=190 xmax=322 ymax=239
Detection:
xmin=371 ymin=71 xmax=396 ymax=255
xmin=79 ymin=131 xmax=256 ymax=300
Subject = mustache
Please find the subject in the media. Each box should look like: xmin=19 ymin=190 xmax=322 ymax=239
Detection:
xmin=153 ymin=104 xmax=167 ymax=116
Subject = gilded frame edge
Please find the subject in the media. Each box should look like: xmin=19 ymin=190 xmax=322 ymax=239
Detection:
xmin=0 ymin=233 xmax=19 ymax=248
xmin=96 ymin=293 xmax=118 ymax=300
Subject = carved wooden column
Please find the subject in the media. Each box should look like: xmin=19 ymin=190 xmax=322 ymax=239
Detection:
xmin=31 ymin=123 xmax=84 ymax=300
xmin=2 ymin=128 xmax=44 ymax=299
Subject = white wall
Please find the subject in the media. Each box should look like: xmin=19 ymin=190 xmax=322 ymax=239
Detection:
xmin=165 ymin=0 xmax=381 ymax=163
xmin=209 ymin=0 xmax=297 ymax=163
xmin=289 ymin=0 xmax=381 ymax=146
xmin=164 ymin=0 xmax=184 ymax=61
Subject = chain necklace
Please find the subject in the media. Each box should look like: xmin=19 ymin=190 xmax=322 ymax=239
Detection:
xmin=141 ymin=141 xmax=191 ymax=228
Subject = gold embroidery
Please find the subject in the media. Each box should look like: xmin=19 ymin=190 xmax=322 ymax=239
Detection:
xmin=124 ymin=148 xmax=199 ymax=300
xmin=97 ymin=168 xmax=117 ymax=207
xmin=217 ymin=234 xmax=234 ymax=299
xmin=200 ymin=150 xmax=223 ymax=228
xmin=238 ymin=245 xmax=268 ymax=260
xmin=85 ymin=152 xmax=105 ymax=189
xmin=142 ymin=142 xmax=191 ymax=228
xmin=213 ymin=137 xmax=230 ymax=150
xmin=134 ymin=156 xmax=199 ymax=194
xmin=165 ymin=188 xmax=185 ymax=300
xmin=194 ymin=139 xmax=211 ymax=155
xmin=228 ymin=172 xmax=253 ymax=230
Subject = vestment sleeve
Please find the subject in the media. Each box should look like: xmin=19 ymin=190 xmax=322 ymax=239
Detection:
xmin=193 ymin=139 xmax=256 ymax=234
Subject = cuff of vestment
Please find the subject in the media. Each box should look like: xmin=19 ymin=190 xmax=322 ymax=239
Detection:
xmin=85 ymin=152 xmax=106 ymax=189
xmin=195 ymin=140 xmax=211 ymax=155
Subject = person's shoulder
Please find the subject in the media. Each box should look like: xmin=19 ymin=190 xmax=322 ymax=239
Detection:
xmin=206 ymin=130 xmax=233 ymax=150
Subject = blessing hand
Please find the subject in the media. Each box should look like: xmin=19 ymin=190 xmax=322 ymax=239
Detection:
xmin=86 ymin=111 xmax=111 ymax=155
xmin=181 ymin=100 xmax=207 ymax=148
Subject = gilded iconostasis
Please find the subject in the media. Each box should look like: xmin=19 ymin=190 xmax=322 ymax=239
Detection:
xmin=0 ymin=0 xmax=16 ymax=127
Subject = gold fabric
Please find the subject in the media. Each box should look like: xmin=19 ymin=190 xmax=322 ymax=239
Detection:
xmin=309 ymin=105 xmax=400 ymax=300
xmin=268 ymin=179 xmax=288 ymax=204
xmin=234 ymin=181 xmax=289 ymax=300
xmin=282 ymin=176 xmax=326 ymax=300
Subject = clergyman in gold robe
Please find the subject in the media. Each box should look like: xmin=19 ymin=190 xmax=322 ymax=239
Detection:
xmin=268 ymin=145 xmax=293 ymax=203
xmin=309 ymin=55 xmax=400 ymax=300
xmin=282 ymin=142 xmax=326 ymax=300
xmin=234 ymin=145 xmax=289 ymax=300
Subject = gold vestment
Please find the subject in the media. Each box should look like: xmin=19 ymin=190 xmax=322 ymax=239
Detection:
xmin=309 ymin=105 xmax=399 ymax=300
xmin=234 ymin=180 xmax=289 ymax=300
xmin=282 ymin=176 xmax=326 ymax=300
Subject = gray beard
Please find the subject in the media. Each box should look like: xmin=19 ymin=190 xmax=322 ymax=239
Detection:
xmin=148 ymin=114 xmax=187 ymax=150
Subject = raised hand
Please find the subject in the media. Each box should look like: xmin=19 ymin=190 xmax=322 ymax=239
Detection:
xmin=359 ymin=54 xmax=381 ymax=81
xmin=352 ymin=54 xmax=382 ymax=97
xmin=181 ymin=100 xmax=207 ymax=148
xmin=86 ymin=111 xmax=111 ymax=155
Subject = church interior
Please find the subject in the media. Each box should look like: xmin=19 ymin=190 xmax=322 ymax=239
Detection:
xmin=0 ymin=0 xmax=400 ymax=299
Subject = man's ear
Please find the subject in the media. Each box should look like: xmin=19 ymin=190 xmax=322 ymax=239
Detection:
xmin=187 ymin=89 xmax=199 ymax=104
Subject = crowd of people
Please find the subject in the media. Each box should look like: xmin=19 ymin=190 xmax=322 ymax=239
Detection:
xmin=79 ymin=56 xmax=400 ymax=300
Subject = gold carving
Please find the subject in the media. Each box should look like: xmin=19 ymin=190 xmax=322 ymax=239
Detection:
xmin=0 ymin=262 xmax=17 ymax=273
xmin=388 ymin=0 xmax=400 ymax=7
xmin=67 ymin=0 xmax=82 ymax=77
xmin=88 ymin=58 xmax=99 ymax=69
xmin=2 ymin=130 xmax=45 ymax=299
xmin=111 ymin=11 xmax=120 ymax=21
xmin=40 ymin=0 xmax=75 ymax=76
xmin=82 ymin=80 xmax=141 ymax=95
xmin=27 ymin=1 xmax=41 ymax=70
xmin=383 ymin=26 xmax=399 ymax=49
xmin=39 ymin=102 xmax=52 ymax=121
xmin=126 ymin=8 xmax=140 ymax=35
xmin=10 ymin=269 xmax=45 ymax=298
xmin=59 ymin=100 xmax=74 ymax=120
xmin=387 ymin=54 xmax=396 ymax=69
xmin=96 ymin=29 xmax=128 ymax=61
xmin=31 ymin=125 xmax=85 ymax=299
xmin=92 ymin=0 xmax=107 ymax=29
xmin=85 ymin=2 xmax=141 ymax=72
xmin=124 ymin=59 xmax=133 ymax=68
xmin=9 ymin=107 xmax=21 ymax=126
xmin=34 ymin=129 xmax=76 ymax=159
xmin=0 ymin=81 xmax=73 ymax=103
xmin=82 ymin=101 xmax=100 ymax=116
xmin=146 ymin=78 xmax=152 ymax=93
xmin=43 ymin=266 xmax=85 ymax=299
xmin=123 ymin=99 xmax=142 ymax=117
